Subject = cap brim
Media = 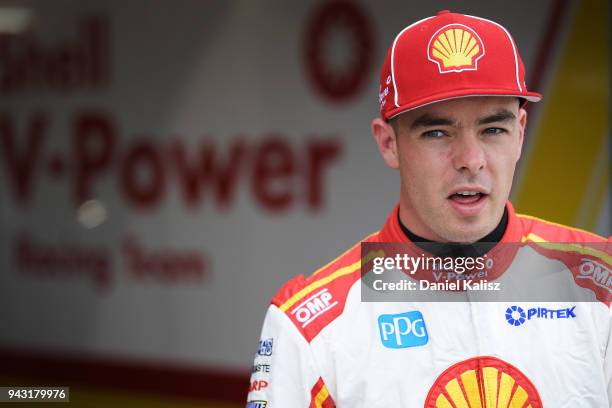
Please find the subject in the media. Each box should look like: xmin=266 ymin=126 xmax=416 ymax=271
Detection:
xmin=385 ymin=90 xmax=542 ymax=120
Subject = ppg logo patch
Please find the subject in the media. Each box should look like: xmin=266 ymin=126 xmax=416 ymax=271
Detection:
xmin=378 ymin=311 xmax=428 ymax=348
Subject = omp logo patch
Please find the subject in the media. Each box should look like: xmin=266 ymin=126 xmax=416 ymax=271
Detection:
xmin=427 ymin=24 xmax=485 ymax=73
xmin=290 ymin=288 xmax=338 ymax=328
xmin=505 ymin=305 xmax=576 ymax=327
xmin=577 ymin=258 xmax=612 ymax=292
xmin=378 ymin=310 xmax=428 ymax=348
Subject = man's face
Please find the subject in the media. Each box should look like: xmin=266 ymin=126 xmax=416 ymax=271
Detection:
xmin=375 ymin=96 xmax=526 ymax=243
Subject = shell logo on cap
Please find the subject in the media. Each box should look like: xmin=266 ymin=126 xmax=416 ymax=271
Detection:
xmin=428 ymin=24 xmax=485 ymax=73
xmin=425 ymin=356 xmax=542 ymax=408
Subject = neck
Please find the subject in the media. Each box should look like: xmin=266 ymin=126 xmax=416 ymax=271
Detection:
xmin=398 ymin=206 xmax=509 ymax=257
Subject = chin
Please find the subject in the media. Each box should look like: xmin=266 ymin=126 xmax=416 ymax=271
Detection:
xmin=440 ymin=223 xmax=493 ymax=244
xmin=444 ymin=210 xmax=500 ymax=243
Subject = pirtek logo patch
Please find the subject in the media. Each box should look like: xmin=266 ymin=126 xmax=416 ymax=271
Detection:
xmin=505 ymin=305 xmax=577 ymax=326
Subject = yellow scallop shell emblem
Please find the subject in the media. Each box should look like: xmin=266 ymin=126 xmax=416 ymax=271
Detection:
xmin=428 ymin=24 xmax=485 ymax=73
xmin=425 ymin=356 xmax=542 ymax=408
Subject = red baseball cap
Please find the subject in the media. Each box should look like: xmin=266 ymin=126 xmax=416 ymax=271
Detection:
xmin=379 ymin=10 xmax=542 ymax=120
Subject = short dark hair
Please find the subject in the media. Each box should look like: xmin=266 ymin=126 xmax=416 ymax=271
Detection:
xmin=389 ymin=116 xmax=400 ymax=135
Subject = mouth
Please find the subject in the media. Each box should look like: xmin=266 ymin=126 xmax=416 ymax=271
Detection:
xmin=447 ymin=189 xmax=489 ymax=216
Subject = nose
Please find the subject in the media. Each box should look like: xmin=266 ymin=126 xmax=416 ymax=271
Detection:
xmin=452 ymin=134 xmax=486 ymax=174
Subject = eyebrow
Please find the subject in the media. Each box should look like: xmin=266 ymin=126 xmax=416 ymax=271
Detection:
xmin=476 ymin=110 xmax=516 ymax=125
xmin=409 ymin=109 xmax=517 ymax=129
xmin=409 ymin=114 xmax=456 ymax=129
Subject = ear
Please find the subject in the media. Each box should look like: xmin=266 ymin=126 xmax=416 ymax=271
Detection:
xmin=371 ymin=117 xmax=399 ymax=169
xmin=516 ymin=108 xmax=527 ymax=161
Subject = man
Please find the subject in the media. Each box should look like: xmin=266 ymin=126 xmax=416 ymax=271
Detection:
xmin=247 ymin=10 xmax=611 ymax=407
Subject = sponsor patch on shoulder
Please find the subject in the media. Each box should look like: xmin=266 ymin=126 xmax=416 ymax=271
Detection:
xmin=577 ymin=258 xmax=611 ymax=292
xmin=290 ymin=288 xmax=338 ymax=328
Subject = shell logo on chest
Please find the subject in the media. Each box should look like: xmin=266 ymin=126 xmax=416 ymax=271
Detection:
xmin=425 ymin=356 xmax=542 ymax=408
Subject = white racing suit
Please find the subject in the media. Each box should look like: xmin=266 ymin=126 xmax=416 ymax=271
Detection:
xmin=247 ymin=203 xmax=611 ymax=407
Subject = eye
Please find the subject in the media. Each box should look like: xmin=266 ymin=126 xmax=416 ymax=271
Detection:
xmin=421 ymin=130 xmax=446 ymax=138
xmin=483 ymin=127 xmax=506 ymax=135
